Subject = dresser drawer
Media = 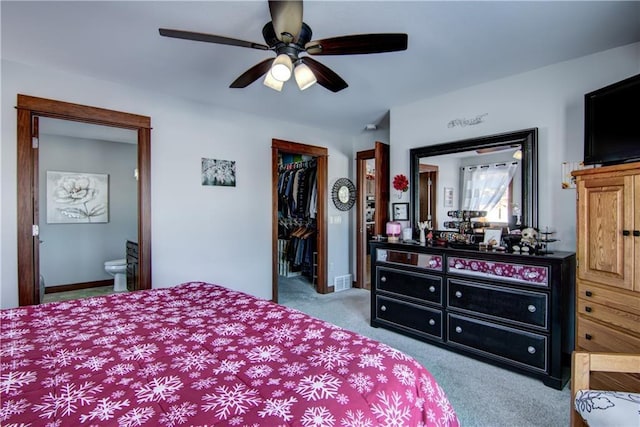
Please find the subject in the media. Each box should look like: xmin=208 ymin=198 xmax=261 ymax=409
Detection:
xmin=448 ymin=256 xmax=549 ymax=287
xmin=376 ymin=249 xmax=443 ymax=272
xmin=576 ymin=317 xmax=640 ymax=353
xmin=376 ymin=267 xmax=442 ymax=305
xmin=577 ymin=298 xmax=640 ymax=335
xmin=375 ymin=295 xmax=443 ymax=340
xmin=577 ymin=281 xmax=640 ymax=316
xmin=448 ymin=314 xmax=547 ymax=371
xmin=448 ymin=279 xmax=548 ymax=329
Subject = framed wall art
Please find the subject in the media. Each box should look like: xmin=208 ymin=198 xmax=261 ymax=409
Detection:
xmin=202 ymin=158 xmax=236 ymax=187
xmin=392 ymin=203 xmax=409 ymax=221
xmin=443 ymin=187 xmax=454 ymax=207
xmin=46 ymin=171 xmax=109 ymax=224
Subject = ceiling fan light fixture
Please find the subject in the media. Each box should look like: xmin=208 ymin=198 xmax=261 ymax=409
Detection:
xmin=271 ymin=54 xmax=293 ymax=82
xmin=263 ymin=70 xmax=284 ymax=91
xmin=294 ymin=63 xmax=317 ymax=90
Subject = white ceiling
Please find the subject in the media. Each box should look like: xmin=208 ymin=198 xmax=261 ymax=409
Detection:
xmin=3 ymin=1 xmax=639 ymax=135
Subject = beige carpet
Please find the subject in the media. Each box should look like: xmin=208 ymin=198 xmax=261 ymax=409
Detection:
xmin=279 ymin=275 xmax=571 ymax=427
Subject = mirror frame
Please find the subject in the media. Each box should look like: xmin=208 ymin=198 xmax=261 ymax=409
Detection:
xmin=409 ymin=128 xmax=538 ymax=230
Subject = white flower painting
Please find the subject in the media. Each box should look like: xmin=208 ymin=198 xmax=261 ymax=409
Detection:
xmin=202 ymin=158 xmax=236 ymax=187
xmin=46 ymin=171 xmax=109 ymax=224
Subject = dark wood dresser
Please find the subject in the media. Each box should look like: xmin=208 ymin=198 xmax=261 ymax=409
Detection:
xmin=370 ymin=241 xmax=575 ymax=389
xmin=126 ymin=240 xmax=139 ymax=291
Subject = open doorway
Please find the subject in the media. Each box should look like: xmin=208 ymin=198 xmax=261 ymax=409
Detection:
xmin=419 ymin=164 xmax=439 ymax=228
xmin=16 ymin=95 xmax=151 ymax=306
xmin=356 ymin=141 xmax=389 ymax=289
xmin=271 ymin=139 xmax=328 ymax=303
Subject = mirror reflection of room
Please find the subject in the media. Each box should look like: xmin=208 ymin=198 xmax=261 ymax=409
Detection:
xmin=419 ymin=146 xmax=522 ymax=239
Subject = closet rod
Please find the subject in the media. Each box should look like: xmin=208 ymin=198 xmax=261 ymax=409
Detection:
xmin=279 ymin=158 xmax=317 ymax=172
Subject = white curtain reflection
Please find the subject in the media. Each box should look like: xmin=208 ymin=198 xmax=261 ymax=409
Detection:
xmin=461 ymin=162 xmax=518 ymax=213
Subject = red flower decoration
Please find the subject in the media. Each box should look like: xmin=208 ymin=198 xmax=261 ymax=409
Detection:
xmin=393 ymin=174 xmax=409 ymax=192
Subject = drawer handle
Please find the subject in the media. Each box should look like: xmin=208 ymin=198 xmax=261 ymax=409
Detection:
xmin=381 ymin=276 xmax=387 ymax=283
xmin=585 ymin=291 xmax=593 ymax=297
xmin=527 ymin=346 xmax=536 ymax=354
xmin=455 ymin=291 xmax=462 ymax=298
xmin=455 ymin=326 xmax=462 ymax=333
xmin=527 ymin=305 xmax=536 ymax=313
xmin=429 ymin=319 xmax=435 ymax=326
xmin=429 ymin=285 xmax=436 ymax=293
xmin=623 ymin=230 xmax=631 ymax=236
xmin=380 ymin=305 xmax=387 ymax=312
xmin=585 ymin=333 xmax=592 ymax=340
xmin=634 ymin=230 xmax=640 ymax=237
xmin=585 ymin=306 xmax=592 ymax=313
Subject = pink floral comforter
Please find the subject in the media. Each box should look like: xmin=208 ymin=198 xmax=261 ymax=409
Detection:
xmin=1 ymin=282 xmax=459 ymax=426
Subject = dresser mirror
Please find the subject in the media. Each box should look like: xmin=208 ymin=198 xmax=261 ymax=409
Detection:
xmin=409 ymin=128 xmax=538 ymax=235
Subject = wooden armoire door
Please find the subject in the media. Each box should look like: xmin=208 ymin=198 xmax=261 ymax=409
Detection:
xmin=577 ymin=174 xmax=634 ymax=291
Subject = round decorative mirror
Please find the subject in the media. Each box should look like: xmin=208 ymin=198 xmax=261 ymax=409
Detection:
xmin=332 ymin=178 xmax=356 ymax=211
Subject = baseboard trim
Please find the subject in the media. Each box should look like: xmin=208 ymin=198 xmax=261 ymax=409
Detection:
xmin=45 ymin=279 xmax=113 ymax=294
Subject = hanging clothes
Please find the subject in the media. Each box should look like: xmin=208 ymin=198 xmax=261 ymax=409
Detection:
xmin=277 ymin=156 xmax=318 ymax=279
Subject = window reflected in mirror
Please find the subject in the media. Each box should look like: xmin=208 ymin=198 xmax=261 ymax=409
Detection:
xmin=410 ymin=128 xmax=538 ymax=235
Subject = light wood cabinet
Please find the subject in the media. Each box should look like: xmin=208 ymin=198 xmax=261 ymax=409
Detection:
xmin=572 ymin=162 xmax=640 ymax=392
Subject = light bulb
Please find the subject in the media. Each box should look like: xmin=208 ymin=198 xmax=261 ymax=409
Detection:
xmin=294 ymin=63 xmax=317 ymax=90
xmin=263 ymin=70 xmax=284 ymax=91
xmin=271 ymin=54 xmax=292 ymax=82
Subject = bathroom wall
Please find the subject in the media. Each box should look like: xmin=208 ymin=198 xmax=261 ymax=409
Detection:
xmin=38 ymin=134 xmax=138 ymax=287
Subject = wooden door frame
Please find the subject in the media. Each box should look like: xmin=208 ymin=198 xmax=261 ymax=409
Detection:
xmin=356 ymin=141 xmax=389 ymax=288
xmin=16 ymin=94 xmax=152 ymax=306
xmin=419 ymin=164 xmax=439 ymax=228
xmin=271 ymin=139 xmax=328 ymax=302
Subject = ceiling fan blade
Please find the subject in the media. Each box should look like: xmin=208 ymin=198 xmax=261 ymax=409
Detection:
xmin=268 ymin=0 xmax=303 ymax=42
xmin=229 ymin=58 xmax=274 ymax=88
xmin=159 ymin=28 xmax=269 ymax=51
xmin=306 ymin=33 xmax=408 ymax=55
xmin=301 ymin=57 xmax=348 ymax=93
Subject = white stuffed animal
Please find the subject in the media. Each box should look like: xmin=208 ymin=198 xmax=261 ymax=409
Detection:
xmin=520 ymin=227 xmax=538 ymax=246
xmin=512 ymin=227 xmax=538 ymax=253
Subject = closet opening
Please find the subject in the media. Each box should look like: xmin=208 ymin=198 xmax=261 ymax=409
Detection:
xmin=271 ymin=139 xmax=327 ymax=303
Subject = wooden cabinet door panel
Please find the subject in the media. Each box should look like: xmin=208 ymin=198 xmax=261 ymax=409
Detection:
xmin=635 ymin=174 xmax=640 ymax=292
xmin=577 ymin=176 xmax=633 ymax=290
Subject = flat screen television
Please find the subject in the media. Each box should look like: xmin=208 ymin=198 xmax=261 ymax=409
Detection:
xmin=584 ymin=73 xmax=640 ymax=166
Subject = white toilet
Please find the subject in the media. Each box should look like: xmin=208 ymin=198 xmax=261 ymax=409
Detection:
xmin=104 ymin=259 xmax=127 ymax=292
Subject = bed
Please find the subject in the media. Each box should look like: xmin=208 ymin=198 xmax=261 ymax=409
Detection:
xmin=1 ymin=281 xmax=459 ymax=426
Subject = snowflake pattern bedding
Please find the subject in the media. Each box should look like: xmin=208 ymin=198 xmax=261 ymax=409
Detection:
xmin=0 ymin=282 xmax=459 ymax=426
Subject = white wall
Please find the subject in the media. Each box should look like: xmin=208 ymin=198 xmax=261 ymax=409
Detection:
xmin=1 ymin=59 xmax=353 ymax=308
xmin=390 ymin=42 xmax=640 ymax=252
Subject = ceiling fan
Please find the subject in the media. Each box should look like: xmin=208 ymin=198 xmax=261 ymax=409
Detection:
xmin=159 ymin=0 xmax=408 ymax=93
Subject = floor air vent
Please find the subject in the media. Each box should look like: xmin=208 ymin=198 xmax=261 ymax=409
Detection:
xmin=333 ymin=274 xmax=352 ymax=292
